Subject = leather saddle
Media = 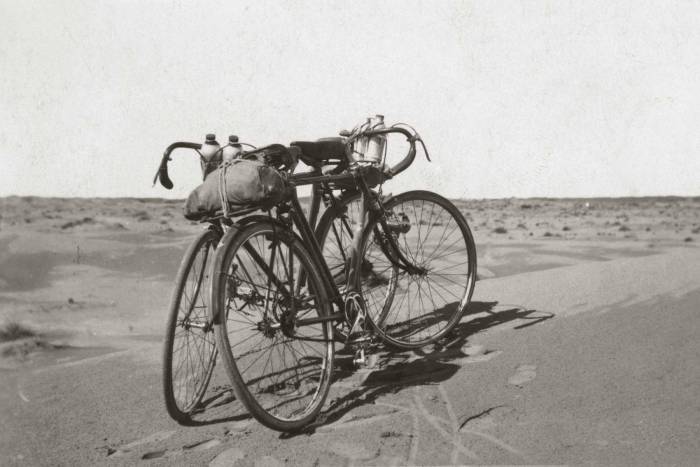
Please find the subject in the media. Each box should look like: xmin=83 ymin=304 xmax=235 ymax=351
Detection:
xmin=290 ymin=137 xmax=346 ymax=167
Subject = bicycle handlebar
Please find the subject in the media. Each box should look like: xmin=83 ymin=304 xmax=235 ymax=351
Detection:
xmin=153 ymin=142 xmax=202 ymax=190
xmin=343 ymin=126 xmax=430 ymax=179
xmin=156 ymin=123 xmax=430 ymax=190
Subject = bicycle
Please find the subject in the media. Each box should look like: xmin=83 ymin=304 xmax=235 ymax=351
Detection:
xmin=155 ymin=138 xmax=311 ymax=423
xmin=208 ymin=120 xmax=477 ymax=431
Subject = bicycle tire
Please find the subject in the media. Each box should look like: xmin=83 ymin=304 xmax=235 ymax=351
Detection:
xmin=362 ymin=190 xmax=477 ymax=349
xmin=213 ymin=221 xmax=334 ymax=432
xmin=163 ymin=228 xmax=220 ymax=423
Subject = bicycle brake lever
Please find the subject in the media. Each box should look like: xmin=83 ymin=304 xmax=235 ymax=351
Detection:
xmin=417 ymin=137 xmax=431 ymax=162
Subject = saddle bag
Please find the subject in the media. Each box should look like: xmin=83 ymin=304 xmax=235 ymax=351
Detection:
xmin=183 ymin=145 xmax=293 ymax=220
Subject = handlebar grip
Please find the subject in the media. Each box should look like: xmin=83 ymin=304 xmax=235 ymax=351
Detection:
xmin=155 ymin=162 xmax=174 ymax=189
xmin=153 ymin=142 xmax=202 ymax=190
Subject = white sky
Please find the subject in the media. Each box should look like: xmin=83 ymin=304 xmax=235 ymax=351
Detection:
xmin=1 ymin=0 xmax=699 ymax=199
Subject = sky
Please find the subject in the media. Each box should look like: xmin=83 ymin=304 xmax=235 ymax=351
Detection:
xmin=1 ymin=0 xmax=699 ymax=200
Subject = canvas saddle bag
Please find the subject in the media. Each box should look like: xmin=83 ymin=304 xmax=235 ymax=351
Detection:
xmin=183 ymin=145 xmax=293 ymax=220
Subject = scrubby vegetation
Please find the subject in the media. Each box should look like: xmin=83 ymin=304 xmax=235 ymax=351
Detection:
xmin=0 ymin=321 xmax=37 ymax=342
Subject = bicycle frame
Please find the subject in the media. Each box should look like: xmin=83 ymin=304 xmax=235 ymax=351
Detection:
xmin=287 ymin=171 xmax=358 ymax=326
xmin=284 ymin=165 xmax=423 ymax=331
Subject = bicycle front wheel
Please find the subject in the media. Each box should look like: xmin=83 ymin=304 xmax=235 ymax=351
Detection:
xmin=363 ymin=190 xmax=477 ymax=349
xmin=163 ymin=228 xmax=219 ymax=423
xmin=212 ymin=221 xmax=334 ymax=432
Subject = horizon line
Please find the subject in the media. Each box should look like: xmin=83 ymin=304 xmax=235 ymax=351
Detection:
xmin=2 ymin=194 xmax=699 ymax=202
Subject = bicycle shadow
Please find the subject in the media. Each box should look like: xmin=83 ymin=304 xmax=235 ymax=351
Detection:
xmin=187 ymin=300 xmax=554 ymax=430
xmin=283 ymin=300 xmax=553 ymax=437
xmin=178 ymin=386 xmax=250 ymax=427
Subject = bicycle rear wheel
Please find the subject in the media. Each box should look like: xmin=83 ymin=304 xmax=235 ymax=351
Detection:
xmin=213 ymin=221 xmax=334 ymax=432
xmin=363 ymin=190 xmax=477 ymax=349
xmin=163 ymin=228 xmax=219 ymax=423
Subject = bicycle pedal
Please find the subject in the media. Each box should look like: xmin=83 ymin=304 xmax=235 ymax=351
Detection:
xmin=352 ymin=347 xmax=368 ymax=367
xmin=352 ymin=348 xmax=379 ymax=368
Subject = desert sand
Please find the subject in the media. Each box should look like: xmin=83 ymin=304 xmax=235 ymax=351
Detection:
xmin=1 ymin=195 xmax=699 ymax=465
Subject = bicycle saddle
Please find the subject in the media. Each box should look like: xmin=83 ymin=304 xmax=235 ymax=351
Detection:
xmin=290 ymin=137 xmax=346 ymax=167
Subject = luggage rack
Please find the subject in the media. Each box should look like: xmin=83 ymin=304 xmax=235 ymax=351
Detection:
xmin=197 ymin=205 xmax=265 ymax=223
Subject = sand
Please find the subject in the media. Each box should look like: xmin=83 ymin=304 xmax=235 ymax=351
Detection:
xmin=0 ymin=195 xmax=699 ymax=465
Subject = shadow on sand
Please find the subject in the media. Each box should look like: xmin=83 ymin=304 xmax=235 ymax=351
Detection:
xmin=283 ymin=300 xmax=554 ymax=437
xmin=186 ymin=300 xmax=553 ymax=431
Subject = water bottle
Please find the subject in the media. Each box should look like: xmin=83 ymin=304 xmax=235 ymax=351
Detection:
xmin=221 ymin=135 xmax=242 ymax=163
xmin=200 ymin=134 xmax=221 ymax=178
xmin=352 ymin=117 xmax=372 ymax=162
xmin=365 ymin=114 xmax=386 ymax=164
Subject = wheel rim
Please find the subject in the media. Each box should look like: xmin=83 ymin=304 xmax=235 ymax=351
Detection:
xmin=170 ymin=239 xmax=217 ymax=413
xmin=221 ymin=229 xmax=332 ymax=423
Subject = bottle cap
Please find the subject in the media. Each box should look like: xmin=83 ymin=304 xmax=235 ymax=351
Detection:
xmin=375 ymin=114 xmax=384 ymax=122
xmin=205 ymin=133 xmax=216 ymax=142
xmin=228 ymin=135 xmax=239 ymax=143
